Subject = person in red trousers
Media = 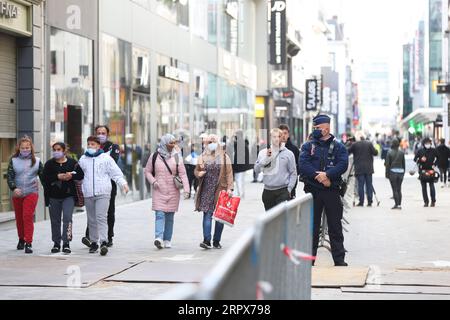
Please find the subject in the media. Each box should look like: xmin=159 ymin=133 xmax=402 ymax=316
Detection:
xmin=7 ymin=136 xmax=44 ymax=254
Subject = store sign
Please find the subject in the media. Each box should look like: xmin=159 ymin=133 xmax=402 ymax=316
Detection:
xmin=0 ymin=1 xmax=18 ymax=18
xmin=305 ymin=79 xmax=319 ymax=111
xmin=271 ymin=70 xmax=287 ymax=88
xmin=269 ymin=0 xmax=286 ymax=65
xmin=159 ymin=65 xmax=190 ymax=83
xmin=0 ymin=0 xmax=31 ymax=36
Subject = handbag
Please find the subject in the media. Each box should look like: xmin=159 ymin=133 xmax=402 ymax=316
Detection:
xmin=213 ymin=190 xmax=241 ymax=227
xmin=161 ymin=154 xmax=184 ymax=190
xmin=73 ymin=163 xmax=84 ymax=207
xmin=419 ymin=169 xmax=440 ymax=183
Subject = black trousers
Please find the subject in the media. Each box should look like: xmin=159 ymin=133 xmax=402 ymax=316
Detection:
xmin=389 ymin=173 xmax=404 ymax=206
xmin=262 ymin=188 xmax=290 ymax=211
xmin=85 ymin=181 xmax=117 ymax=240
xmin=185 ymin=164 xmax=198 ymax=194
xmin=307 ymin=188 xmax=345 ymax=263
xmin=420 ymin=180 xmax=436 ymax=204
xmin=439 ymin=167 xmax=448 ymax=184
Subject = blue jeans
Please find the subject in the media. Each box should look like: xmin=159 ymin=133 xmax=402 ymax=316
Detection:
xmin=203 ymin=211 xmax=224 ymax=243
xmin=356 ymin=174 xmax=373 ymax=204
xmin=155 ymin=211 xmax=175 ymax=241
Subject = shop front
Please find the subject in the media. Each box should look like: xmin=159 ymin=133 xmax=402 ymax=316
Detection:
xmin=0 ymin=0 xmax=34 ymax=215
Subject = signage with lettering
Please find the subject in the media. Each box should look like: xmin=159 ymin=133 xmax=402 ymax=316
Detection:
xmin=271 ymin=70 xmax=287 ymax=88
xmin=269 ymin=0 xmax=286 ymax=65
xmin=159 ymin=65 xmax=190 ymax=83
xmin=0 ymin=1 xmax=18 ymax=18
xmin=0 ymin=0 xmax=31 ymax=36
xmin=306 ymin=79 xmax=318 ymax=111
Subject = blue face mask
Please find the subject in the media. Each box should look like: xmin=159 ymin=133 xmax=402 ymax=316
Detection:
xmin=86 ymin=148 xmax=97 ymax=155
xmin=312 ymin=129 xmax=323 ymax=140
xmin=52 ymin=151 xmax=64 ymax=159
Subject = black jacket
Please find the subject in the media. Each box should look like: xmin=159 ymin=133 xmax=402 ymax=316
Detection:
xmin=414 ymin=148 xmax=438 ymax=171
xmin=385 ymin=148 xmax=405 ymax=177
xmin=285 ymin=138 xmax=300 ymax=173
xmin=43 ymin=157 xmax=84 ymax=206
xmin=231 ymin=139 xmax=253 ymax=173
xmin=102 ymin=141 xmax=120 ymax=163
xmin=348 ymin=140 xmax=378 ymax=175
xmin=436 ymin=144 xmax=450 ymax=168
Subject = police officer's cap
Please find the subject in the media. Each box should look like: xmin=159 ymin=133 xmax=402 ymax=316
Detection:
xmin=313 ymin=114 xmax=331 ymax=126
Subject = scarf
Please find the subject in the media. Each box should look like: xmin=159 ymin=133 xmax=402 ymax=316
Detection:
xmin=158 ymin=134 xmax=176 ymax=159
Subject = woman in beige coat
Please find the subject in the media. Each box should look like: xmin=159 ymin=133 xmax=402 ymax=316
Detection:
xmin=195 ymin=134 xmax=234 ymax=249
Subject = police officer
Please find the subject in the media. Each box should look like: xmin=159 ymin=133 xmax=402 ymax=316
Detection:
xmin=299 ymin=115 xmax=349 ymax=266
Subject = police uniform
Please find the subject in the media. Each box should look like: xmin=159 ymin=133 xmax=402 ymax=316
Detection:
xmin=299 ymin=115 xmax=349 ymax=266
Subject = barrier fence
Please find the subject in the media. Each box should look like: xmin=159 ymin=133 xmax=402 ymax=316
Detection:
xmin=164 ymin=194 xmax=314 ymax=300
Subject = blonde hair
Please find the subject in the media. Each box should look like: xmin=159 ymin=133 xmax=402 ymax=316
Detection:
xmin=270 ymin=128 xmax=281 ymax=136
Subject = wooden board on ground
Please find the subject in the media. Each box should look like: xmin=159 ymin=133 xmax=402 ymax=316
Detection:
xmin=367 ymin=270 xmax=450 ymax=287
xmin=0 ymin=256 xmax=141 ymax=288
xmin=341 ymin=285 xmax=450 ymax=295
xmin=312 ymin=266 xmax=369 ymax=288
xmin=105 ymin=261 xmax=211 ymax=283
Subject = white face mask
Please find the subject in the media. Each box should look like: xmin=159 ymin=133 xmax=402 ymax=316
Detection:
xmin=208 ymin=143 xmax=218 ymax=152
xmin=424 ymin=144 xmax=431 ymax=149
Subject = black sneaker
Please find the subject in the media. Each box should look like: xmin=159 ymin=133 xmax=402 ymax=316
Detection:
xmin=100 ymin=242 xmax=108 ymax=256
xmin=424 ymin=203 xmax=429 ymax=207
xmin=24 ymin=243 xmax=33 ymax=254
xmin=51 ymin=243 xmax=61 ymax=253
xmin=356 ymin=203 xmax=364 ymax=207
xmin=200 ymin=241 xmax=212 ymax=249
xmin=62 ymin=243 xmax=71 ymax=254
xmin=82 ymin=237 xmax=91 ymax=248
xmin=431 ymin=202 xmax=436 ymax=207
xmin=335 ymin=261 xmax=348 ymax=267
xmin=17 ymin=239 xmax=25 ymax=250
xmin=367 ymin=203 xmax=372 ymax=207
xmin=154 ymin=239 xmax=163 ymax=250
xmin=89 ymin=242 xmax=99 ymax=253
xmin=213 ymin=241 xmax=222 ymax=249
xmin=107 ymin=238 xmax=113 ymax=248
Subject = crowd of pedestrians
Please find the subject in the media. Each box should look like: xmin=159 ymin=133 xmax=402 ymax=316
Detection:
xmin=6 ymin=118 xmax=450 ymax=268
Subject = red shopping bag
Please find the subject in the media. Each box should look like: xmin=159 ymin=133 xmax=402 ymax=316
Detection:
xmin=213 ymin=190 xmax=241 ymax=227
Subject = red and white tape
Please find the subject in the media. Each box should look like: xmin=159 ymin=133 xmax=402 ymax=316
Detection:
xmin=256 ymin=281 xmax=273 ymax=300
xmin=280 ymin=243 xmax=316 ymax=265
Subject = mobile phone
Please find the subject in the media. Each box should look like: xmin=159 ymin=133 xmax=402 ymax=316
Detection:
xmin=70 ymin=171 xmax=77 ymax=175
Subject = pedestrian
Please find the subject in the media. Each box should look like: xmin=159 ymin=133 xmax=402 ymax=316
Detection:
xmin=184 ymin=143 xmax=200 ymax=198
xmin=7 ymin=136 xmax=44 ymax=254
xmin=231 ymin=131 xmax=253 ymax=199
xmin=254 ymin=128 xmax=297 ymax=211
xmin=82 ymin=125 xmax=121 ymax=249
xmin=299 ymin=114 xmax=349 ymax=267
xmin=144 ymin=134 xmax=190 ymax=249
xmin=384 ymin=139 xmax=405 ymax=210
xmin=414 ymin=137 xmax=438 ymax=207
xmin=348 ymin=135 xmax=379 ymax=207
xmin=279 ymin=124 xmax=300 ymax=198
xmin=43 ymin=142 xmax=84 ymax=254
xmin=435 ymin=138 xmax=450 ymax=188
xmin=78 ymin=136 xmax=129 ymax=256
xmin=194 ymin=134 xmax=234 ymax=250
xmin=121 ymin=133 xmax=142 ymax=191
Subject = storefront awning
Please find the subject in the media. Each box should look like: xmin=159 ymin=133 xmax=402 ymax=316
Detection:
xmin=400 ymin=108 xmax=444 ymax=128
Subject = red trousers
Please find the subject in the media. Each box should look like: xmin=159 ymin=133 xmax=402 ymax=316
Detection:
xmin=12 ymin=193 xmax=38 ymax=244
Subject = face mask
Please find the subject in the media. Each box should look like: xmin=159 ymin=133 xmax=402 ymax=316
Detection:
xmin=424 ymin=144 xmax=431 ymax=149
xmin=20 ymin=150 xmax=31 ymax=158
xmin=312 ymin=129 xmax=323 ymax=140
xmin=208 ymin=143 xmax=218 ymax=152
xmin=86 ymin=148 xmax=98 ymax=155
xmin=53 ymin=151 xmax=64 ymax=159
xmin=97 ymin=135 xmax=107 ymax=144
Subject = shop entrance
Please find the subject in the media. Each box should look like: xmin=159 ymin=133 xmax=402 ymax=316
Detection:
xmin=66 ymin=105 xmax=83 ymax=159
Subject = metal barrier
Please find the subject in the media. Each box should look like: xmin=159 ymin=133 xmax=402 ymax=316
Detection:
xmin=164 ymin=194 xmax=314 ymax=300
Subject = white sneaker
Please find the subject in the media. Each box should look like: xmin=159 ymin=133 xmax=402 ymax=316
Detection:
xmin=154 ymin=238 xmax=163 ymax=249
xmin=164 ymin=241 xmax=172 ymax=248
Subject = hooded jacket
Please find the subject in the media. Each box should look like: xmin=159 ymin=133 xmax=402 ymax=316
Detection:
xmin=78 ymin=152 xmax=127 ymax=198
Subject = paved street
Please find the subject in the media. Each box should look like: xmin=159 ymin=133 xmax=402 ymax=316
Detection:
xmin=0 ymin=157 xmax=450 ymax=299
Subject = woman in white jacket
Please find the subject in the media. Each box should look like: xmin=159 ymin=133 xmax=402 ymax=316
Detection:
xmin=78 ymin=136 xmax=129 ymax=256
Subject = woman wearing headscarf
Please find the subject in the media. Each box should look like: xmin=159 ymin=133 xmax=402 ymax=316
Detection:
xmin=384 ymin=139 xmax=405 ymax=210
xmin=194 ymin=134 xmax=234 ymax=250
xmin=145 ymin=134 xmax=190 ymax=249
